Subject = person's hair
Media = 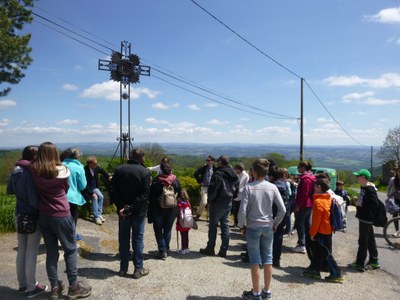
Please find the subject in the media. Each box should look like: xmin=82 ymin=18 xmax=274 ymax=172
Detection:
xmin=207 ymin=155 xmax=214 ymax=161
xmin=21 ymin=145 xmax=38 ymax=161
xmin=86 ymin=155 xmax=97 ymax=165
xmin=160 ymin=162 xmax=172 ymax=175
xmin=315 ymin=172 xmax=329 ymax=180
xmin=31 ymin=142 xmax=62 ymax=179
xmin=129 ymin=148 xmax=145 ymax=162
xmin=315 ymin=177 xmax=330 ymax=193
xmin=180 ymin=189 xmax=190 ymax=202
xmin=217 ymin=155 xmax=229 ymax=166
xmin=336 ymin=180 xmax=345 ymax=186
xmin=298 ymin=160 xmax=313 ymax=171
xmin=160 ymin=156 xmax=170 ymax=164
xmin=281 ymin=168 xmax=290 ymax=180
xmin=252 ymin=158 xmax=270 ymax=178
xmin=63 ymin=147 xmax=81 ymax=160
xmin=234 ymin=163 xmax=244 ymax=172
xmin=394 ymin=167 xmax=400 ymax=190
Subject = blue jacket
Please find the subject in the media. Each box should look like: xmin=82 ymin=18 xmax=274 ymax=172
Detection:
xmin=63 ymin=158 xmax=87 ymax=206
xmin=7 ymin=159 xmax=39 ymax=215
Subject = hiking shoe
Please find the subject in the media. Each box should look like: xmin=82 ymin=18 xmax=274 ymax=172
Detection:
xmin=261 ymin=290 xmax=272 ymax=299
xmin=365 ymin=261 xmax=380 ymax=270
xmin=303 ymin=268 xmax=321 ymax=279
xmin=177 ymin=249 xmax=190 ymax=254
xmin=26 ymin=283 xmax=48 ymax=298
xmin=156 ymin=251 xmax=167 ymax=260
xmin=99 ymin=215 xmax=106 ymax=223
xmin=67 ymin=281 xmax=92 ymax=300
xmin=94 ymin=217 xmax=102 ymax=225
xmin=50 ymin=281 xmax=65 ymax=300
xmin=291 ymin=245 xmax=306 ymax=254
xmin=242 ymin=290 xmax=262 ymax=300
xmin=325 ymin=275 xmax=345 ymax=283
xmin=348 ymin=262 xmax=365 ymax=272
xmin=118 ymin=269 xmax=128 ymax=277
xmin=273 ymin=260 xmax=281 ymax=268
xmin=199 ymin=247 xmax=215 ymax=256
xmin=133 ymin=267 xmax=149 ymax=279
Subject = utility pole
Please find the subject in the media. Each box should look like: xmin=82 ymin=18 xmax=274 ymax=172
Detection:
xmin=98 ymin=41 xmax=150 ymax=163
xmin=300 ymin=78 xmax=304 ymax=161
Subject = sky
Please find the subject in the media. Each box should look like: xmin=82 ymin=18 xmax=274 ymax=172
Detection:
xmin=1 ymin=0 xmax=400 ymax=148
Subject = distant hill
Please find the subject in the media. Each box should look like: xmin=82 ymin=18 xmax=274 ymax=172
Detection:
xmin=1 ymin=142 xmax=380 ymax=171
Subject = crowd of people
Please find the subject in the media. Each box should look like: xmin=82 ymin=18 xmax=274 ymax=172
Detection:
xmin=7 ymin=143 xmax=387 ymax=300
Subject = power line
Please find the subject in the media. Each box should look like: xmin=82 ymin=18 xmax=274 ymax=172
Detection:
xmin=190 ymin=0 xmax=302 ymax=79
xmin=32 ymin=11 xmax=296 ymax=120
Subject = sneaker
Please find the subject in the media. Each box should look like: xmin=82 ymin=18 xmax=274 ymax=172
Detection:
xmin=67 ymin=281 xmax=92 ymax=300
xmin=99 ymin=215 xmax=106 ymax=223
xmin=365 ymin=261 xmax=380 ymax=270
xmin=291 ymin=245 xmax=306 ymax=254
xmin=348 ymin=262 xmax=365 ymax=272
xmin=75 ymin=233 xmax=83 ymax=241
xmin=50 ymin=281 xmax=65 ymax=300
xmin=156 ymin=251 xmax=167 ymax=260
xmin=133 ymin=267 xmax=149 ymax=279
xmin=118 ymin=269 xmax=128 ymax=277
xmin=177 ymin=249 xmax=190 ymax=254
xmin=242 ymin=290 xmax=262 ymax=300
xmin=94 ymin=217 xmax=102 ymax=225
xmin=303 ymin=268 xmax=321 ymax=279
xmin=392 ymin=231 xmax=400 ymax=238
xmin=273 ymin=260 xmax=281 ymax=268
xmin=199 ymin=247 xmax=215 ymax=256
xmin=325 ymin=275 xmax=345 ymax=283
xmin=26 ymin=284 xmax=48 ymax=298
xmin=17 ymin=287 xmax=26 ymax=293
xmin=217 ymin=250 xmax=227 ymax=258
xmin=261 ymin=290 xmax=272 ymax=299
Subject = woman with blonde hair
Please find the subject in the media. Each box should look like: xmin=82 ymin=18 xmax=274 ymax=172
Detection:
xmin=30 ymin=142 xmax=91 ymax=299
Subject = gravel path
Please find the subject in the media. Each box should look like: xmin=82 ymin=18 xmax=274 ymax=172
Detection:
xmin=0 ymin=208 xmax=399 ymax=299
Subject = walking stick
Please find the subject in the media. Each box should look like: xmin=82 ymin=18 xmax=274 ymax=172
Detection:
xmin=176 ymin=229 xmax=179 ymax=250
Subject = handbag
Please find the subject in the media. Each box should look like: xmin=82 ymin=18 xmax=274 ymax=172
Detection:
xmin=16 ymin=213 xmax=37 ymax=234
xmin=385 ymin=196 xmax=400 ymax=215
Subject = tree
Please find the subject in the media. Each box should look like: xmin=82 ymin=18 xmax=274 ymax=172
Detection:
xmin=0 ymin=0 xmax=34 ymax=97
xmin=139 ymin=142 xmax=167 ymax=166
xmin=377 ymin=126 xmax=400 ymax=163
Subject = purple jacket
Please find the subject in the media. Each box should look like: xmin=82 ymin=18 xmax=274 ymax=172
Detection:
xmin=295 ymin=171 xmax=316 ymax=209
xmin=31 ymin=165 xmax=71 ymax=217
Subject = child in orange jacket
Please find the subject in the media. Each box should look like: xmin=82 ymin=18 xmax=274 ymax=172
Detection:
xmin=303 ymin=176 xmax=344 ymax=283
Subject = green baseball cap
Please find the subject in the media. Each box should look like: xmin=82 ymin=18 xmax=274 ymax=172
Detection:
xmin=353 ymin=169 xmax=371 ymax=179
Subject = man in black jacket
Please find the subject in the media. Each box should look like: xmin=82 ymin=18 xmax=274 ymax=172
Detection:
xmin=110 ymin=148 xmax=151 ymax=279
xmin=200 ymin=155 xmax=239 ymax=257
xmin=193 ymin=155 xmax=216 ymax=220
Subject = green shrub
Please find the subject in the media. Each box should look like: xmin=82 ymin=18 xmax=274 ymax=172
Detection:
xmin=0 ymin=193 xmax=16 ymax=233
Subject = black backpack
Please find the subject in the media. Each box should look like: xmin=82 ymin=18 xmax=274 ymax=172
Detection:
xmin=373 ymin=199 xmax=388 ymax=227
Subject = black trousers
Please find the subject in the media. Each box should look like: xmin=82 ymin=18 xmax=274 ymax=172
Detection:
xmin=356 ymin=221 xmax=378 ymax=265
xmin=180 ymin=231 xmax=189 ymax=249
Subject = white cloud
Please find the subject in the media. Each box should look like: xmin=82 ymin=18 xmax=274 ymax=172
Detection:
xmin=388 ymin=36 xmax=400 ymax=45
xmin=57 ymin=119 xmax=79 ymax=125
xmin=316 ymin=117 xmax=332 ymax=123
xmin=152 ymin=102 xmax=168 ymax=110
xmin=62 ymin=83 xmax=78 ymax=91
xmin=324 ymin=73 xmax=400 ymax=88
xmin=363 ymin=98 xmax=400 ymax=105
xmin=0 ymin=99 xmax=17 ymax=109
xmin=342 ymin=91 xmax=374 ymax=102
xmin=81 ymin=81 xmax=160 ymax=101
xmin=145 ymin=117 xmax=170 ymax=125
xmin=207 ymin=119 xmax=230 ymax=125
xmin=366 ymin=7 xmax=400 ymax=24
xmin=0 ymin=119 xmax=11 ymax=126
xmin=187 ymin=104 xmax=201 ymax=111
xmin=204 ymin=103 xmax=218 ymax=108
xmin=170 ymin=103 xmax=180 ymax=108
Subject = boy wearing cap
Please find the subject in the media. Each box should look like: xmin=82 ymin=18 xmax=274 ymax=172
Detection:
xmin=349 ymin=169 xmax=380 ymax=272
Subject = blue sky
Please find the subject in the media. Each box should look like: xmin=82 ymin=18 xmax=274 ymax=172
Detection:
xmin=1 ymin=0 xmax=400 ymax=148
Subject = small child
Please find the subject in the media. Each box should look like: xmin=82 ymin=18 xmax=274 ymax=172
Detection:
xmin=176 ymin=190 xmax=192 ymax=254
xmin=303 ymin=176 xmax=344 ymax=283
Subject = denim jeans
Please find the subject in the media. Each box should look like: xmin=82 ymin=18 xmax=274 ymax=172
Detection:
xmin=152 ymin=208 xmax=177 ymax=253
xmin=295 ymin=207 xmax=312 ymax=247
xmin=246 ymin=226 xmax=273 ymax=265
xmin=15 ymin=218 xmax=42 ymax=292
xmin=119 ymin=215 xmax=145 ymax=271
xmin=39 ymin=215 xmax=78 ymax=288
xmin=356 ymin=221 xmax=378 ymax=265
xmin=91 ymin=188 xmax=104 ymax=218
xmin=207 ymin=204 xmax=231 ymax=251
